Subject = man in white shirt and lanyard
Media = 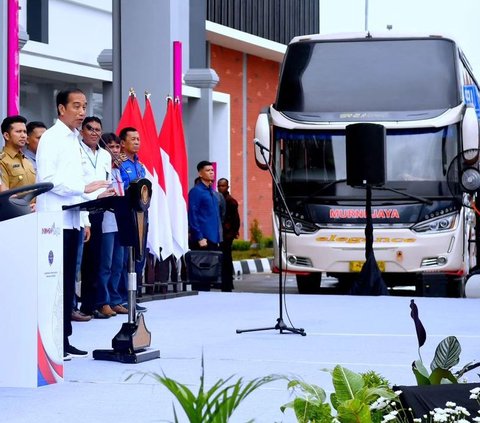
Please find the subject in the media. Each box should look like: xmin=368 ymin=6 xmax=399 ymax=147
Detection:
xmin=36 ymin=89 xmax=113 ymax=360
xmin=77 ymin=116 xmax=118 ymax=319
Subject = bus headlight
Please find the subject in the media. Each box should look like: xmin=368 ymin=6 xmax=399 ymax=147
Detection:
xmin=412 ymin=213 xmax=457 ymax=233
xmin=280 ymin=216 xmax=318 ymax=234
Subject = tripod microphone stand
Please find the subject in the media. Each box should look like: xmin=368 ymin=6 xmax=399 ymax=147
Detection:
xmin=236 ymin=141 xmax=306 ymax=336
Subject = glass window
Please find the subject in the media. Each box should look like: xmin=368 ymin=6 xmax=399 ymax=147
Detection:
xmin=277 ymin=38 xmax=460 ymax=114
xmin=277 ymin=125 xmax=458 ymax=189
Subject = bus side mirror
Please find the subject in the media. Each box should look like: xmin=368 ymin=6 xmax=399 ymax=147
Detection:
xmin=254 ymin=111 xmax=271 ymax=170
xmin=462 ymin=107 xmax=479 ymax=151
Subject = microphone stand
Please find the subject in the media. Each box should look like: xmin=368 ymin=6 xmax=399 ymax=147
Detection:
xmin=236 ymin=142 xmax=306 ymax=336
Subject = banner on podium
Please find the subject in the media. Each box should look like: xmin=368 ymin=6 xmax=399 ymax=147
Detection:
xmin=0 ymin=211 xmax=63 ymax=387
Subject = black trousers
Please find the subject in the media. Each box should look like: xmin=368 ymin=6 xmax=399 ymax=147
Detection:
xmin=221 ymin=240 xmax=234 ymax=291
xmin=63 ymin=229 xmax=79 ymax=347
xmin=80 ymin=213 xmax=104 ymax=314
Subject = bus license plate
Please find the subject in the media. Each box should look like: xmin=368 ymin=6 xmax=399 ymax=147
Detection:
xmin=349 ymin=261 xmax=385 ymax=272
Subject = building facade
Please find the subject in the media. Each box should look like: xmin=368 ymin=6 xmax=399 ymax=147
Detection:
xmin=1 ymin=0 xmax=319 ymax=239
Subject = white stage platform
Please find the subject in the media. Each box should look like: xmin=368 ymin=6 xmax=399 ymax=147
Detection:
xmin=0 ymin=292 xmax=478 ymax=422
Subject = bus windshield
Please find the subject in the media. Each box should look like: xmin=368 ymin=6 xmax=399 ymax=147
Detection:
xmin=277 ymin=125 xmax=459 ymax=198
xmin=276 ymin=38 xmax=460 ymax=118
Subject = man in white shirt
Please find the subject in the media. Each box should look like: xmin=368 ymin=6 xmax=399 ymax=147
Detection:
xmin=36 ymin=89 xmax=111 ymax=360
xmin=77 ymin=116 xmax=120 ymax=319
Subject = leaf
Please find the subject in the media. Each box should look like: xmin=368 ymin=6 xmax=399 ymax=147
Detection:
xmin=455 ymin=361 xmax=480 ymax=378
xmin=412 ymin=360 xmax=431 ymax=385
xmin=429 ymin=368 xmax=458 ymax=385
xmin=330 ymin=392 xmax=339 ymax=411
xmin=148 ymin=363 xmax=281 ymax=423
xmin=286 ymin=379 xmax=327 ymax=403
xmin=356 ymin=386 xmax=397 ymax=404
xmin=430 ymin=336 xmax=461 ymax=371
xmin=410 ymin=299 xmax=427 ymax=348
xmin=337 ymin=398 xmax=372 ymax=423
xmin=332 ymin=366 xmax=364 ymax=403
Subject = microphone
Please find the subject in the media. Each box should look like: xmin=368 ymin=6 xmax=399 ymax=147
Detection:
xmin=100 ymin=139 xmax=132 ymax=187
xmin=253 ymin=138 xmax=270 ymax=152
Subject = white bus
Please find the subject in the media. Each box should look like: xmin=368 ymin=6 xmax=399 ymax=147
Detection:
xmin=254 ymin=32 xmax=480 ymax=296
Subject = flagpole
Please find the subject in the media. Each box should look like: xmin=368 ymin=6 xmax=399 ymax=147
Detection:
xmin=173 ymin=41 xmax=182 ymax=112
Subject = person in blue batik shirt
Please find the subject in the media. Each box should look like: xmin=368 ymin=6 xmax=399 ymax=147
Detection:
xmin=118 ymin=126 xmax=146 ymax=188
xmin=117 ymin=126 xmax=148 ymax=309
xmin=188 ymin=160 xmax=222 ymax=249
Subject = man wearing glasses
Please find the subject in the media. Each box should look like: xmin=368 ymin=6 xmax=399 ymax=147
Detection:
xmin=77 ymin=117 xmax=120 ymax=320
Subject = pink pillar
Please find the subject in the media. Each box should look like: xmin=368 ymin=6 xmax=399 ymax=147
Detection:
xmin=173 ymin=41 xmax=182 ymax=112
xmin=7 ymin=0 xmax=20 ymax=115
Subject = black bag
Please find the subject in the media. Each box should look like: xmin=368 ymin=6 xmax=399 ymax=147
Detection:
xmin=185 ymin=250 xmax=223 ymax=291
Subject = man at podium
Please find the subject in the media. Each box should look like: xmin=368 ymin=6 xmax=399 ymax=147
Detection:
xmin=36 ymin=89 xmax=111 ymax=360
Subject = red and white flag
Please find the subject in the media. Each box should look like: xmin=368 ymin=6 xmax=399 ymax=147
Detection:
xmin=142 ymin=94 xmax=174 ymax=260
xmin=158 ymin=98 xmax=189 ymax=258
xmin=116 ymin=92 xmax=173 ymax=260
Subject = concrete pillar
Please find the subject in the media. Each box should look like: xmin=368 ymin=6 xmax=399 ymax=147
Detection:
xmin=113 ymin=0 xmax=189 ymax=125
xmin=101 ymin=82 xmax=113 ymax=132
xmin=97 ymin=48 xmax=113 ymax=131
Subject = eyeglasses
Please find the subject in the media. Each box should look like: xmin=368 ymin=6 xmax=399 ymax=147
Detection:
xmin=85 ymin=124 xmax=102 ymax=134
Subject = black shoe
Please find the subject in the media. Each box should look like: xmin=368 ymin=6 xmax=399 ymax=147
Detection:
xmin=63 ymin=353 xmax=72 ymax=362
xmin=121 ymin=302 xmax=148 ymax=312
xmin=64 ymin=345 xmax=88 ymax=358
xmin=93 ymin=309 xmax=111 ymax=319
xmin=136 ymin=303 xmax=148 ymax=312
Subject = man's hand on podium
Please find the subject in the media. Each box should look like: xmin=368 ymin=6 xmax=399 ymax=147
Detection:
xmin=97 ymin=188 xmax=117 ymax=198
xmin=84 ymin=180 xmax=110 ymax=194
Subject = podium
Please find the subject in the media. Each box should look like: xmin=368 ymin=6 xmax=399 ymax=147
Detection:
xmin=0 ymin=184 xmax=64 ymax=387
xmin=64 ymin=179 xmax=160 ymax=363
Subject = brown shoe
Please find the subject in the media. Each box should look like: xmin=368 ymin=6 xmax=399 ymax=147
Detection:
xmin=98 ymin=304 xmax=117 ymax=317
xmin=71 ymin=309 xmax=92 ymax=322
xmin=112 ymin=304 xmax=129 ymax=314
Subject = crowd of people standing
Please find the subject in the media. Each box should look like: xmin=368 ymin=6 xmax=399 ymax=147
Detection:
xmin=1 ymin=87 xmax=241 ymax=361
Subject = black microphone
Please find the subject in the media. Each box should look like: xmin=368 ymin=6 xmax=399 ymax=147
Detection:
xmin=253 ymin=138 xmax=270 ymax=152
xmin=100 ymin=139 xmax=132 ymax=187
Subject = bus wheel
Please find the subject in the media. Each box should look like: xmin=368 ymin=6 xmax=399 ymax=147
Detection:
xmin=447 ymin=276 xmax=466 ymax=298
xmin=296 ymin=273 xmax=321 ymax=294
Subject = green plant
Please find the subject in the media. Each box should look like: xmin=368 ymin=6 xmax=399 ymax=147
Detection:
xmin=249 ymin=218 xmax=263 ymax=245
xmin=409 ymin=299 xmax=480 ymax=385
xmin=232 ymin=239 xmax=252 ymax=251
xmin=281 ymin=365 xmax=398 ymax=423
xmin=143 ymin=356 xmax=281 ymax=423
xmin=261 ymin=236 xmax=273 ymax=249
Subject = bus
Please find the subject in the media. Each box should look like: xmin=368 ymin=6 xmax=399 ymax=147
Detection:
xmin=254 ymin=32 xmax=480 ymax=297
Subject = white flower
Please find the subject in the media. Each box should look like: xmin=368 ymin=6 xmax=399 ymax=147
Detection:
xmin=470 ymin=387 xmax=480 ymax=394
xmin=370 ymin=397 xmax=389 ymax=411
xmin=382 ymin=412 xmax=398 ymax=422
xmin=455 ymin=406 xmax=470 ymax=416
xmin=472 ymin=417 xmax=480 ymax=422
xmin=445 ymin=401 xmax=456 ymax=407
xmin=470 ymin=393 xmax=478 ymax=400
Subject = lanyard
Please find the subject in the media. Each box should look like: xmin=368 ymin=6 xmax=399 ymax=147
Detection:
xmin=79 ymin=141 xmax=99 ymax=169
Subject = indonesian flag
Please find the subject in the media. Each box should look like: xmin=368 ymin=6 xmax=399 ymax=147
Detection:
xmin=158 ymin=98 xmax=189 ymax=258
xmin=116 ymin=92 xmax=174 ymax=260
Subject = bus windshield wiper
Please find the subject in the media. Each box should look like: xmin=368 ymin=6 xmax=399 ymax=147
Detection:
xmin=374 ymin=186 xmax=433 ymax=205
xmin=296 ymin=179 xmax=347 ymax=206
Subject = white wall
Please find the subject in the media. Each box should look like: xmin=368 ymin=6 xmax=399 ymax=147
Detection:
xmin=211 ymin=92 xmax=231 ymax=183
xmin=320 ymin=0 xmax=480 ymax=77
xmin=20 ymin=0 xmax=112 ymax=81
